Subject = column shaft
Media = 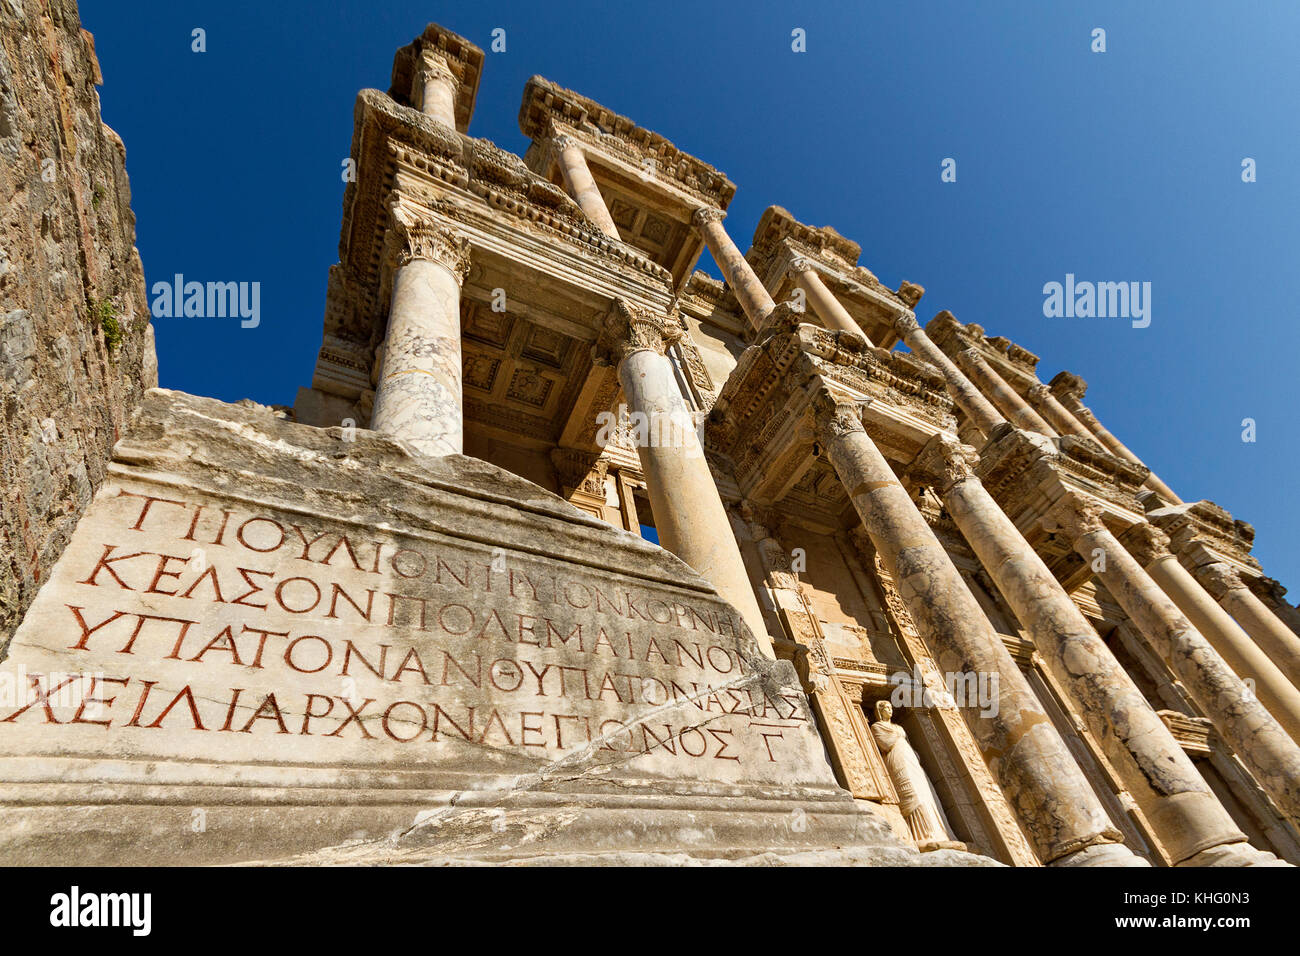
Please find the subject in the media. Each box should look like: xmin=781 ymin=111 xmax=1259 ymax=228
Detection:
xmin=814 ymin=396 xmax=1136 ymax=865
xmin=1198 ymin=564 xmax=1300 ymax=689
xmin=553 ymin=137 xmax=620 ymax=240
xmin=911 ymin=438 xmax=1249 ymax=864
xmin=601 ymin=303 xmax=772 ymax=656
xmin=1051 ymin=505 xmax=1300 ymax=821
xmin=371 ymin=218 xmax=469 ymax=457
xmin=693 ymin=208 xmax=775 ymax=327
xmin=955 ymin=349 xmax=1057 ymax=437
xmin=894 ymin=315 xmax=1004 ymax=437
xmin=1028 ymin=384 xmax=1095 ymax=439
xmin=1142 ymin=555 xmax=1300 ymax=742
xmin=791 ymin=260 xmax=870 ymax=341
xmin=414 ymin=52 xmax=458 ymax=127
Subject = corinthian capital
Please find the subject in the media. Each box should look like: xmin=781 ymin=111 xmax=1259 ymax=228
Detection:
xmin=1027 ymin=382 xmax=1053 ymax=404
xmin=550 ymin=133 xmax=578 ymax=153
xmin=595 ymin=299 xmax=683 ymax=364
xmin=1122 ymin=522 xmax=1172 ymax=567
xmin=909 ymin=434 xmax=979 ymax=495
xmin=1042 ymin=493 xmax=1107 ymax=541
xmin=891 ymin=310 xmax=920 ymax=337
xmin=415 ymin=48 xmax=459 ymax=85
xmin=955 ymin=347 xmax=990 ymax=373
xmin=387 ymin=206 xmax=471 ymax=282
xmin=1194 ymin=562 xmax=1248 ymax=600
xmin=810 ymin=390 xmax=865 ymax=447
xmin=692 ymin=206 xmax=726 ymax=227
xmin=789 ymin=256 xmax=814 ymax=274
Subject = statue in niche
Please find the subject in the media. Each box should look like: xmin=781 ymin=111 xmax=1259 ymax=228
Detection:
xmin=870 ymin=700 xmax=960 ymax=851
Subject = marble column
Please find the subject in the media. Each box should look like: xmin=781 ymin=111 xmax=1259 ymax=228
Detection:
xmin=1027 ymin=383 xmax=1094 ymax=440
xmin=1045 ymin=497 xmax=1300 ymax=822
xmin=955 ymin=348 xmax=1057 ymax=437
xmin=371 ymin=211 xmax=470 ymax=457
xmin=1050 ymin=373 xmax=1182 ymax=505
xmin=892 ymin=314 xmax=1004 ymax=438
xmin=692 ymin=207 xmax=775 ymax=328
xmin=413 ymin=49 xmax=458 ymax=127
xmin=1132 ymin=544 xmax=1300 ymax=743
xmin=812 ymin=392 xmax=1140 ymax=866
xmin=552 ymin=135 xmax=620 ymax=241
xmin=597 ymin=300 xmax=772 ymax=656
xmin=910 ymin=436 xmax=1264 ymax=865
xmin=1195 ymin=563 xmax=1300 ymax=691
xmin=788 ymin=258 xmax=870 ymax=341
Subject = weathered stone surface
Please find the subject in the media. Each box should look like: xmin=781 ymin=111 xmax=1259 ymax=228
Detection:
xmin=0 ymin=1 xmax=157 ymax=656
xmin=0 ymin=390 xmax=988 ymax=865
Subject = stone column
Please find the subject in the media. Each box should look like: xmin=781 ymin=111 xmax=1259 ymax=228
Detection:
xmin=1045 ymin=497 xmax=1300 ymax=822
xmin=692 ymin=208 xmax=776 ymax=328
xmin=955 ymin=349 xmax=1057 ymax=437
xmin=910 ymin=436 xmax=1264 ymax=865
xmin=812 ymin=392 xmax=1140 ymax=866
xmin=1131 ymin=544 xmax=1300 ymax=743
xmin=371 ymin=210 xmax=470 ymax=457
xmin=552 ymin=135 xmax=620 ymax=241
xmin=597 ymin=300 xmax=771 ymax=656
xmin=893 ymin=314 xmax=1004 ymax=438
xmin=1050 ymin=372 xmax=1182 ymax=505
xmin=1195 ymin=563 xmax=1300 ymax=692
xmin=788 ymin=258 xmax=870 ymax=341
xmin=1027 ymin=383 xmax=1094 ymax=440
xmin=413 ymin=49 xmax=458 ymax=127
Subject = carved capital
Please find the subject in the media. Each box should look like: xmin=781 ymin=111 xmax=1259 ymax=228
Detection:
xmin=1026 ymin=382 xmax=1053 ymax=404
xmin=550 ymin=133 xmax=579 ymax=154
xmin=811 ymin=390 xmax=865 ymax=447
xmin=1042 ymin=493 xmax=1106 ymax=541
xmin=387 ymin=207 xmax=471 ymax=282
xmin=955 ymin=347 xmax=989 ymax=374
xmin=1194 ymin=562 xmax=1248 ymax=600
xmin=415 ymin=49 xmax=459 ymax=87
xmin=691 ymin=206 xmax=726 ymax=227
xmin=909 ymin=434 xmax=979 ymax=496
xmin=1123 ymin=522 xmax=1172 ymax=567
xmin=891 ymin=310 xmax=920 ymax=337
xmin=789 ymin=256 xmax=814 ymax=274
xmin=595 ymin=299 xmax=683 ymax=364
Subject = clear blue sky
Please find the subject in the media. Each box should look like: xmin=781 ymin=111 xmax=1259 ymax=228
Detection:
xmin=83 ymin=1 xmax=1300 ymax=594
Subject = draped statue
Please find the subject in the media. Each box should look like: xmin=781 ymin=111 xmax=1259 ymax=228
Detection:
xmin=870 ymin=700 xmax=955 ymax=850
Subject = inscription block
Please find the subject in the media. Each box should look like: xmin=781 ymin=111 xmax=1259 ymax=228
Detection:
xmin=0 ymin=391 xmax=904 ymax=864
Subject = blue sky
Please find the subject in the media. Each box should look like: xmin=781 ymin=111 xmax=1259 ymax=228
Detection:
xmin=83 ymin=1 xmax=1300 ymax=592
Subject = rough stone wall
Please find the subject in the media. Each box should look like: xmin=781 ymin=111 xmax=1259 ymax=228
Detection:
xmin=0 ymin=0 xmax=156 ymax=656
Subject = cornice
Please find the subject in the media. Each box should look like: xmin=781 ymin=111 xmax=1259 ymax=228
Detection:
xmin=518 ymin=76 xmax=736 ymax=208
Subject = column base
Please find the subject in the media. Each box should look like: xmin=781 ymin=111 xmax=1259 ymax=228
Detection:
xmin=1177 ymin=842 xmax=1291 ymax=867
xmin=1049 ymin=842 xmax=1150 ymax=867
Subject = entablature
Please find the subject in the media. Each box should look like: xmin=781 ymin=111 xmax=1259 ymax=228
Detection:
xmin=707 ymin=310 xmax=956 ymax=509
xmin=746 ymin=206 xmax=922 ymax=347
xmin=1146 ymin=499 xmax=1261 ymax=580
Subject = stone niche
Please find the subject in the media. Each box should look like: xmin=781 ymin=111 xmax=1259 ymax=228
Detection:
xmin=0 ymin=390 xmax=985 ymax=866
